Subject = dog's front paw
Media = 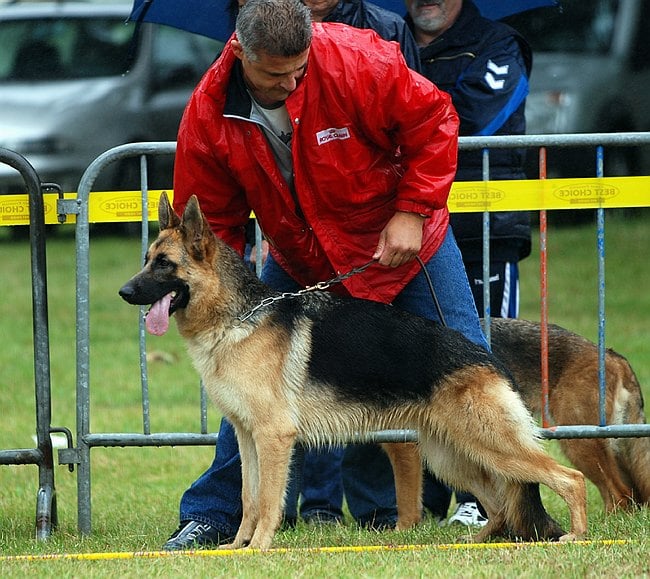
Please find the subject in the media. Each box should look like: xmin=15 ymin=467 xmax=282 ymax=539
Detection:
xmin=558 ymin=533 xmax=581 ymax=543
xmin=218 ymin=538 xmax=249 ymax=550
xmin=217 ymin=542 xmax=237 ymax=550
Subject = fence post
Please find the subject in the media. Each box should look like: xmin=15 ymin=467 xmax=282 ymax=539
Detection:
xmin=0 ymin=148 xmax=57 ymax=539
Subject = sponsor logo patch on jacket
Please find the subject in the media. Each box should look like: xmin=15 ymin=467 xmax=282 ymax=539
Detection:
xmin=316 ymin=127 xmax=351 ymax=145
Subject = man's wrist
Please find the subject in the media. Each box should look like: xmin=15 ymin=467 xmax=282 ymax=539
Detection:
xmin=398 ymin=210 xmax=429 ymax=219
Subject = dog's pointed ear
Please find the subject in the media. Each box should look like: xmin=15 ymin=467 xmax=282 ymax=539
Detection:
xmin=181 ymin=195 xmax=203 ymax=232
xmin=158 ymin=192 xmax=181 ymax=231
xmin=181 ymin=195 xmax=215 ymax=260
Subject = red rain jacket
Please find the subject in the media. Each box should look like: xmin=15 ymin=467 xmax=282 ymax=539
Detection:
xmin=173 ymin=23 xmax=459 ymax=303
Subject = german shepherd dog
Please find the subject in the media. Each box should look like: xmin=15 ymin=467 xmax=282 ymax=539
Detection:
xmin=489 ymin=318 xmax=650 ymax=512
xmin=119 ymin=193 xmax=587 ymax=549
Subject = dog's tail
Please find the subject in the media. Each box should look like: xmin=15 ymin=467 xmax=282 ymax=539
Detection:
xmin=612 ymin=352 xmax=650 ymax=505
xmin=505 ymin=483 xmax=565 ymax=541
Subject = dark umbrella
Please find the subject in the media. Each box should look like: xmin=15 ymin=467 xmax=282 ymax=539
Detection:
xmin=130 ymin=0 xmax=237 ymax=42
xmin=376 ymin=0 xmax=558 ymax=21
xmin=129 ymin=0 xmax=558 ymax=42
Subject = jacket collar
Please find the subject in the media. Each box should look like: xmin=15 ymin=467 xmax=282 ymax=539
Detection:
xmin=224 ymin=58 xmax=253 ymax=119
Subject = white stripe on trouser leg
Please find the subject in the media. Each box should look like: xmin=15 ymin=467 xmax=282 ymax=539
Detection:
xmin=501 ymin=262 xmax=511 ymax=318
xmin=500 ymin=262 xmax=520 ymax=318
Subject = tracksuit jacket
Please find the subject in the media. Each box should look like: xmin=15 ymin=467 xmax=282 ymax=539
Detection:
xmin=408 ymin=0 xmax=533 ymax=262
xmin=173 ymin=23 xmax=459 ymax=303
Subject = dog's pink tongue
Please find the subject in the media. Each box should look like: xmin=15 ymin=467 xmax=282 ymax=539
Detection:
xmin=145 ymin=292 xmax=173 ymax=336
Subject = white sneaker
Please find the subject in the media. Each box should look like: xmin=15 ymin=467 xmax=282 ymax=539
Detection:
xmin=446 ymin=502 xmax=488 ymax=527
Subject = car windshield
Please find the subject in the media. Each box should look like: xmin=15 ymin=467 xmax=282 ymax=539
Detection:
xmin=505 ymin=0 xmax=619 ymax=54
xmin=0 ymin=17 xmax=134 ymax=82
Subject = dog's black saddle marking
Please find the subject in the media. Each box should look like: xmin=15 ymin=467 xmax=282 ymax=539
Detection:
xmin=276 ymin=294 xmax=496 ymax=407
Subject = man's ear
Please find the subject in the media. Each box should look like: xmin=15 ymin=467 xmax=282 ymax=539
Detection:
xmin=231 ymin=38 xmax=245 ymax=61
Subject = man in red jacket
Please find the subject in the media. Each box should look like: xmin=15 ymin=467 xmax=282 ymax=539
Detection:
xmin=164 ymin=0 xmax=490 ymax=549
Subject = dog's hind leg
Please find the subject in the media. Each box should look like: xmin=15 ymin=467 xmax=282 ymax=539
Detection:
xmin=559 ymin=438 xmax=633 ymax=512
xmin=471 ymin=434 xmax=588 ymax=541
xmin=615 ymin=360 xmax=650 ymax=506
xmin=381 ymin=442 xmax=423 ymax=529
xmin=549 ymin=355 xmax=638 ymax=511
xmin=501 ymin=452 xmax=588 ymax=542
xmin=422 ymin=441 xmax=573 ymax=543
xmin=457 ymin=475 xmax=508 ymax=543
xmin=419 ymin=437 xmax=508 ymax=542
xmin=623 ymin=435 xmax=650 ymax=506
xmin=620 ymin=434 xmax=650 ymax=506
xmin=420 ymin=372 xmax=587 ymax=541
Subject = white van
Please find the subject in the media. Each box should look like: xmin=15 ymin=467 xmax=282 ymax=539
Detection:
xmin=0 ymin=2 xmax=224 ymax=195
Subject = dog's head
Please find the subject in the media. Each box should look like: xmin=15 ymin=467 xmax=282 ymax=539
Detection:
xmin=118 ymin=192 xmax=215 ymax=336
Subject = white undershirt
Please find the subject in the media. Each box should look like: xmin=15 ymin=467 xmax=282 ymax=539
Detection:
xmin=249 ymin=95 xmax=295 ymax=195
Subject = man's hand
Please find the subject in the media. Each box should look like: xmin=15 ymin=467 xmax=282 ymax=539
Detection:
xmin=249 ymin=240 xmax=269 ymax=268
xmin=372 ymin=211 xmax=426 ymax=268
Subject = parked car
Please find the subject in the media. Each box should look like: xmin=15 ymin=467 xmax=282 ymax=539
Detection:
xmin=0 ymin=2 xmax=224 ymax=197
xmin=505 ymin=0 xmax=650 ymax=178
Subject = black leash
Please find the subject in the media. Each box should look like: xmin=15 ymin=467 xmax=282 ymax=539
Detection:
xmin=415 ymin=256 xmax=447 ymax=328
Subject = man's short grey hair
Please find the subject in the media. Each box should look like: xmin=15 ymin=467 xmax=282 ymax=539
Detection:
xmin=236 ymin=0 xmax=312 ymax=61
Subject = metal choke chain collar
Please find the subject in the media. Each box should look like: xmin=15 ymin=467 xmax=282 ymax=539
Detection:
xmin=235 ymin=259 xmax=377 ymax=325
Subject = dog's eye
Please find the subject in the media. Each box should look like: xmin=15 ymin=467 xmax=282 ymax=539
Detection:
xmin=156 ymin=256 xmax=172 ymax=268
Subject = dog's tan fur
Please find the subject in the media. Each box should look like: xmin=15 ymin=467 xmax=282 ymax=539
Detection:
xmin=490 ymin=318 xmax=650 ymax=512
xmin=120 ymin=193 xmax=587 ymax=549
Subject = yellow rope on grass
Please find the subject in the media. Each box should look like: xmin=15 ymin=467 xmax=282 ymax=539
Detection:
xmin=0 ymin=539 xmax=632 ymax=562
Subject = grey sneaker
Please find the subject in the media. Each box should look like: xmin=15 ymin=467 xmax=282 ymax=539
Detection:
xmin=162 ymin=520 xmax=233 ymax=551
xmin=446 ymin=502 xmax=488 ymax=527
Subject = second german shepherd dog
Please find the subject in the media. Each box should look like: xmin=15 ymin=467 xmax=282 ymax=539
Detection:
xmin=119 ymin=193 xmax=587 ymax=549
xmin=489 ymin=318 xmax=650 ymax=512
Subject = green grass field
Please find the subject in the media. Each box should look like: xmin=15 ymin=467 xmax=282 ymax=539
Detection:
xmin=1 ymin=210 xmax=649 ymax=577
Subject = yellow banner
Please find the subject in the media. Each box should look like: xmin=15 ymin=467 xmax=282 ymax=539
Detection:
xmin=448 ymin=176 xmax=650 ymax=213
xmin=1 ymin=177 xmax=649 ymax=227
xmin=0 ymin=190 xmax=172 ymax=226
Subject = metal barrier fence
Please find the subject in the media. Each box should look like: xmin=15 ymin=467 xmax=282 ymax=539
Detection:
xmin=63 ymin=132 xmax=650 ymax=535
xmin=3 ymin=132 xmax=650 ymax=537
xmin=0 ymin=148 xmax=66 ymax=540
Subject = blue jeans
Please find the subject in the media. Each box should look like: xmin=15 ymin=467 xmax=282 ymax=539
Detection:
xmin=177 ymin=227 xmax=489 ymax=533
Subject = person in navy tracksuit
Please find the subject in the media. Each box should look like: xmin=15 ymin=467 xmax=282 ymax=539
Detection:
xmin=343 ymin=0 xmax=533 ymax=529
xmin=413 ymin=0 xmax=532 ymax=321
